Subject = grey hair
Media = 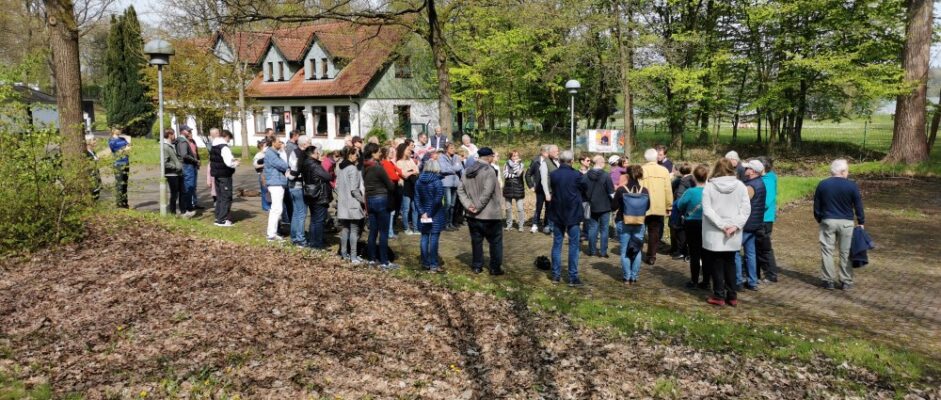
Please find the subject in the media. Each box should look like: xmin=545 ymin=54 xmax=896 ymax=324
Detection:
xmin=830 ymin=159 xmax=849 ymax=175
xmin=462 ymin=134 xmax=471 ymax=143
xmin=423 ymin=159 xmax=441 ymax=173
xmin=541 ymin=144 xmax=551 ymax=154
xmin=548 ymin=144 xmax=559 ymax=152
xmin=297 ymin=135 xmax=311 ymax=146
xmin=559 ymin=150 xmax=574 ymax=163
xmin=644 ymin=148 xmax=658 ymax=162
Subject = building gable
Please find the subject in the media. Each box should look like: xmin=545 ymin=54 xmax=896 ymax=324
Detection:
xmin=261 ymin=43 xmax=295 ymax=82
xmin=302 ymin=41 xmax=338 ymax=80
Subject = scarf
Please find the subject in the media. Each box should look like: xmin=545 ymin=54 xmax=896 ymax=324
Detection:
xmin=504 ymin=159 xmax=523 ymax=179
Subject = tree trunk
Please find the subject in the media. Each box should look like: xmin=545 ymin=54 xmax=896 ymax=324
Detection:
xmin=43 ymin=0 xmax=88 ymax=192
xmin=237 ymin=64 xmax=250 ymax=160
xmin=730 ymin=66 xmax=748 ymax=145
xmin=613 ymin=0 xmax=634 ymax=157
xmin=928 ymin=87 xmax=941 ymax=151
xmin=427 ymin=0 xmax=453 ymax=137
xmin=756 ymin=109 xmax=762 ymax=144
xmin=888 ymin=0 xmax=932 ymax=163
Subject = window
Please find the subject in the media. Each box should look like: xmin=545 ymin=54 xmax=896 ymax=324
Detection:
xmin=271 ymin=106 xmax=285 ymax=134
xmin=395 ymin=105 xmax=410 ymax=136
xmin=267 ymin=62 xmax=274 ymax=81
xmin=291 ymin=106 xmax=306 ymax=134
xmin=254 ymin=111 xmax=266 ymax=134
xmin=395 ymin=56 xmax=412 ymax=78
xmin=321 ymin=58 xmax=328 ymax=79
xmin=278 ymin=61 xmax=285 ymax=81
xmin=335 ymin=106 xmax=351 ymax=136
xmin=311 ymin=106 xmax=328 ymax=137
xmin=308 ymin=58 xmax=317 ymax=80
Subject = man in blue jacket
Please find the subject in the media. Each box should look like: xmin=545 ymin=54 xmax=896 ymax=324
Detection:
xmin=548 ymin=150 xmax=587 ymax=286
xmin=813 ymin=159 xmax=865 ymax=290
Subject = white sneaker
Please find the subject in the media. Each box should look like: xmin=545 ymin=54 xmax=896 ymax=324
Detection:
xmin=530 ymin=225 xmax=538 ymax=233
xmin=350 ymin=256 xmax=364 ymax=265
xmin=267 ymin=235 xmax=284 ymax=242
xmin=214 ymin=221 xmax=234 ymax=227
xmin=381 ymin=262 xmax=399 ymax=271
xmin=182 ymin=211 xmax=196 ymax=219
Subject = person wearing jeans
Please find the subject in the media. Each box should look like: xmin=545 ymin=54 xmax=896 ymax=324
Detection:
xmin=287 ymin=136 xmax=311 ymax=245
xmin=175 ymin=126 xmax=199 ymax=217
xmin=439 ymin=144 xmax=462 ymax=229
xmin=302 ymin=145 xmax=333 ymax=249
xmin=362 ymin=143 xmax=396 ymax=268
xmin=740 ymin=160 xmax=767 ymax=291
xmin=813 ymin=159 xmax=865 ymax=290
xmin=582 ymin=155 xmax=614 ymax=257
xmin=162 ymin=129 xmax=184 ymax=215
xmin=547 ymin=150 xmax=587 ymax=285
xmin=395 ymin=143 xmax=420 ymax=234
xmin=415 ymin=160 xmax=446 ymax=271
xmin=617 ymin=222 xmax=645 ymax=282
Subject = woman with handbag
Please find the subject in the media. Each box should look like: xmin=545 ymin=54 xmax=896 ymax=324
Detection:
xmin=302 ymin=145 xmax=333 ymax=249
xmin=263 ymin=136 xmax=290 ymax=242
xmin=675 ymin=164 xmax=709 ymax=289
xmin=613 ymin=166 xmax=649 ymax=285
xmin=502 ymin=150 xmax=526 ymax=232
xmin=335 ymin=146 xmax=366 ymax=264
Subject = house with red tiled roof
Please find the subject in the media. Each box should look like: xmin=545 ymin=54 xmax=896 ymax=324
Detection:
xmin=179 ymin=20 xmax=438 ymax=149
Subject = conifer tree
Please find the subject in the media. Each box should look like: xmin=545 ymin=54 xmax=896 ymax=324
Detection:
xmin=103 ymin=6 xmax=154 ymax=136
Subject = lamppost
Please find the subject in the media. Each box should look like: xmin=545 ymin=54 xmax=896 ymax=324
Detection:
xmin=144 ymin=39 xmax=174 ymax=217
xmin=565 ymin=79 xmax=580 ymax=153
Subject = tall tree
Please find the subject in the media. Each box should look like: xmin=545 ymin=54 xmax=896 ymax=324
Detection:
xmin=888 ymin=0 xmax=931 ymax=163
xmin=42 ymin=0 xmax=87 ymax=191
xmin=102 ymin=6 xmax=154 ymax=136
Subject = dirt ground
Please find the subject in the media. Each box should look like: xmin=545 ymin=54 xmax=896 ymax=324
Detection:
xmin=1 ymin=215 xmax=931 ymax=399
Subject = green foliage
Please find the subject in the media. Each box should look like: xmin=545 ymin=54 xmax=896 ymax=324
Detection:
xmin=102 ymin=6 xmax=155 ymax=137
xmin=0 ymin=59 xmax=91 ymax=255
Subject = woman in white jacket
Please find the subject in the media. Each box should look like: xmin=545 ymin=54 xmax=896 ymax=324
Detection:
xmin=701 ymin=158 xmax=750 ymax=307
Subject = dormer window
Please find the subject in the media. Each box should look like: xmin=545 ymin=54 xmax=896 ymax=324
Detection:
xmin=266 ymin=62 xmax=274 ymax=81
xmin=321 ymin=58 xmax=328 ymax=79
xmin=278 ymin=61 xmax=285 ymax=81
xmin=395 ymin=56 xmax=412 ymax=78
xmin=308 ymin=58 xmax=317 ymax=80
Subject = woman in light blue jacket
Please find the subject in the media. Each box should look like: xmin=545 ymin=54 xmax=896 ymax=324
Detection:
xmin=263 ymin=137 xmax=290 ymax=241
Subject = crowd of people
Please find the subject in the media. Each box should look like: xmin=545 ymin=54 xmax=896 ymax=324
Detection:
xmin=95 ymin=126 xmax=867 ymax=307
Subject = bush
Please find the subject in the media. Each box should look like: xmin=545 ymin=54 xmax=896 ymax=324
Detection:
xmin=0 ymin=59 xmax=91 ymax=255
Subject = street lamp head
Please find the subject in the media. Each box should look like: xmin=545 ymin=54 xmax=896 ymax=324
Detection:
xmin=144 ymin=39 xmax=175 ymax=66
xmin=565 ymin=79 xmax=581 ymax=95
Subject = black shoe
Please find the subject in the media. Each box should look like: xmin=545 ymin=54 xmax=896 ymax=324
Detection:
xmin=685 ymin=281 xmax=697 ymax=289
xmin=821 ymin=281 xmax=835 ymax=290
xmin=600 ymin=253 xmax=609 ymax=258
xmin=671 ymin=253 xmax=685 ymax=260
xmin=745 ymin=284 xmax=760 ymax=291
xmin=194 ymin=205 xmax=206 ymax=210
xmin=551 ymin=277 xmax=561 ymax=284
xmin=734 ymin=284 xmax=743 ymax=291
xmin=585 ymin=252 xmax=595 ymax=257
xmin=697 ymin=282 xmax=710 ymax=290
xmin=472 ymin=268 xmax=483 ymax=274
xmin=489 ymin=269 xmax=505 ymax=276
xmin=766 ymin=275 xmax=779 ymax=283
xmin=568 ymin=278 xmax=585 ymax=287
xmin=841 ymin=282 xmax=854 ymax=291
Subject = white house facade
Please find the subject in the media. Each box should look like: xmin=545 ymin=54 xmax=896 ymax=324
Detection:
xmin=185 ymin=21 xmax=439 ymax=150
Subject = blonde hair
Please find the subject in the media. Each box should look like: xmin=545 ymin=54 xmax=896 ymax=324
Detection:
xmin=110 ymin=128 xmax=122 ymax=136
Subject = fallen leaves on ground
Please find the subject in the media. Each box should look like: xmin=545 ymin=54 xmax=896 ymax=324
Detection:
xmin=0 ymin=215 xmax=936 ymax=399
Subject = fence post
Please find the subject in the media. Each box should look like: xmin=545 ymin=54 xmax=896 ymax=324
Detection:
xmin=862 ymin=119 xmax=868 ymax=159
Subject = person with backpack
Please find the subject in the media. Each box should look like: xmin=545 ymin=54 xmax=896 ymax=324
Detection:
xmin=503 ymin=150 xmax=526 ymax=231
xmin=675 ymin=164 xmax=709 ymax=289
xmin=548 ymin=150 xmax=587 ymax=286
xmin=263 ymin=136 xmax=290 ymax=241
xmin=613 ymin=166 xmax=649 ymax=285
xmin=703 ymin=158 xmax=750 ymax=307
xmin=302 ymin=145 xmax=333 ymax=249
xmin=582 ymin=155 xmax=614 ymax=257
xmin=162 ymin=129 xmax=184 ymax=216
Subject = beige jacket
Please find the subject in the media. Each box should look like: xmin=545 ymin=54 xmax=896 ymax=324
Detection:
xmin=640 ymin=162 xmax=673 ymax=216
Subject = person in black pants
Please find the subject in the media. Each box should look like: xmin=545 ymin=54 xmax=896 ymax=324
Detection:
xmin=675 ymin=165 xmax=709 ymax=289
xmin=209 ymin=129 xmax=239 ymax=227
xmin=162 ymin=129 xmax=184 ymax=215
xmin=457 ymin=147 xmax=504 ymax=275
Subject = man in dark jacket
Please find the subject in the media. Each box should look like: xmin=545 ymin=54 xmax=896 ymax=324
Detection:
xmin=175 ymin=125 xmax=200 ymax=218
xmin=582 ymin=155 xmax=614 ymax=258
xmin=813 ymin=159 xmax=865 ymax=290
xmin=738 ymin=160 xmax=767 ymax=291
xmin=457 ymin=147 xmax=505 ymax=275
xmin=549 ymin=150 xmax=587 ymax=286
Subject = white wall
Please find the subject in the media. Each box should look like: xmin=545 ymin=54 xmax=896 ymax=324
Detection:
xmin=359 ymin=99 xmax=438 ymax=140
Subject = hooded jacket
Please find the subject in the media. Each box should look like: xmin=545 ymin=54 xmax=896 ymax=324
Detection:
xmin=701 ymin=176 xmax=750 ymax=252
xmin=457 ymin=161 xmax=503 ymax=220
xmin=582 ymin=167 xmax=614 ymax=214
xmin=414 ymin=171 xmax=447 ymax=233
xmin=335 ymin=160 xmax=365 ymax=220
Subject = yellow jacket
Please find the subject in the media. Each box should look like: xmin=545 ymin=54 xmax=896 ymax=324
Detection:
xmin=640 ymin=162 xmax=673 ymax=216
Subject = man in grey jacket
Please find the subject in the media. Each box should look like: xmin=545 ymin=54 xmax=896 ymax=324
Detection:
xmin=457 ymin=147 xmax=505 ymax=275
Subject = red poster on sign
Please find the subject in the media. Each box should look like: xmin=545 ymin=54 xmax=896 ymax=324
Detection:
xmin=283 ymin=111 xmax=292 ymax=125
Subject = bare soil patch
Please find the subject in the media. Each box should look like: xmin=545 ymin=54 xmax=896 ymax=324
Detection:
xmin=0 ymin=215 xmax=925 ymax=399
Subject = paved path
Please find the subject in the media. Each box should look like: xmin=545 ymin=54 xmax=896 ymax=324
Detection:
xmin=105 ymin=166 xmax=941 ymax=358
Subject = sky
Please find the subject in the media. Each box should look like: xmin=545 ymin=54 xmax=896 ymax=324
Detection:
xmin=117 ymin=0 xmax=941 ymax=67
